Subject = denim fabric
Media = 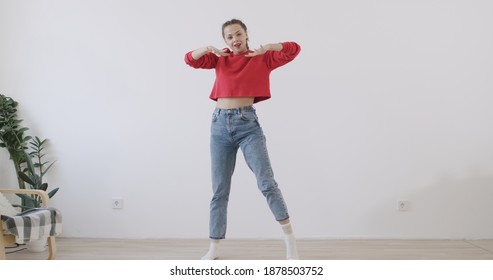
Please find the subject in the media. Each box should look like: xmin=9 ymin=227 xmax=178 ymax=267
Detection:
xmin=209 ymin=105 xmax=289 ymax=239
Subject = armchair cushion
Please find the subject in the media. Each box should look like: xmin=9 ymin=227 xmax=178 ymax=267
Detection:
xmin=1 ymin=207 xmax=62 ymax=244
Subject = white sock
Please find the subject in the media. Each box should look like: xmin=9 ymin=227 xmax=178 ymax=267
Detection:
xmin=201 ymin=239 xmax=220 ymax=260
xmin=282 ymin=223 xmax=299 ymax=260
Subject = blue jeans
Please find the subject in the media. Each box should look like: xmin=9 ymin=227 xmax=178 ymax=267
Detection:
xmin=209 ymin=105 xmax=290 ymax=239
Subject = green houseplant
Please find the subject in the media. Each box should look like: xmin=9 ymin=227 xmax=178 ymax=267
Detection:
xmin=0 ymin=94 xmax=31 ymax=189
xmin=0 ymin=94 xmax=58 ymax=209
xmin=16 ymin=137 xmax=58 ymax=209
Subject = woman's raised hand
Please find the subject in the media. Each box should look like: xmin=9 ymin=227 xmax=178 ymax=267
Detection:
xmin=207 ymin=46 xmax=230 ymax=57
xmin=245 ymin=45 xmax=268 ymax=57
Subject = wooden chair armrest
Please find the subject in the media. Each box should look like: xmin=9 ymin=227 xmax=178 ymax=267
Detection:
xmin=0 ymin=189 xmax=50 ymax=208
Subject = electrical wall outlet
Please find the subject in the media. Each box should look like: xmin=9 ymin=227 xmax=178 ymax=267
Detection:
xmin=397 ymin=200 xmax=409 ymax=211
xmin=112 ymin=198 xmax=124 ymax=209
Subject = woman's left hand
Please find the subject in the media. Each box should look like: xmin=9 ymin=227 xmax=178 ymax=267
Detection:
xmin=245 ymin=45 xmax=268 ymax=57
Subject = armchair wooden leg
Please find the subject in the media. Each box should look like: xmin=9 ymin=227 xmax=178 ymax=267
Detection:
xmin=47 ymin=236 xmax=56 ymax=260
xmin=0 ymin=236 xmax=6 ymax=260
xmin=1 ymin=221 xmax=7 ymax=260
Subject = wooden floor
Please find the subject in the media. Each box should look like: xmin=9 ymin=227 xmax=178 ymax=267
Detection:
xmin=4 ymin=238 xmax=493 ymax=260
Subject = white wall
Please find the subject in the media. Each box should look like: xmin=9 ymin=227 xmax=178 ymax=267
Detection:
xmin=1 ymin=0 xmax=492 ymax=239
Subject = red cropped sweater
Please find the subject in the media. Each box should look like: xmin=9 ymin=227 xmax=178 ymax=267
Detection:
xmin=184 ymin=42 xmax=301 ymax=103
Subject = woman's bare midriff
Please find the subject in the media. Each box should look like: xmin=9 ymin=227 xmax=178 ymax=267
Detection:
xmin=216 ymin=97 xmax=254 ymax=109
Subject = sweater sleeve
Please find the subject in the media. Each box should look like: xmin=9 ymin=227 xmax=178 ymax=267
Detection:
xmin=184 ymin=51 xmax=218 ymax=69
xmin=265 ymin=42 xmax=301 ymax=70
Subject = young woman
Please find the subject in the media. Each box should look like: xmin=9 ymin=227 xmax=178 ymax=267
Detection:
xmin=184 ymin=18 xmax=301 ymax=260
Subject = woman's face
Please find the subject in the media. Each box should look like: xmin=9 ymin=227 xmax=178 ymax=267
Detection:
xmin=223 ymin=24 xmax=248 ymax=54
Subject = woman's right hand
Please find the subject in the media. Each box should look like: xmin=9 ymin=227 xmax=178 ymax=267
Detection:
xmin=191 ymin=46 xmax=229 ymax=60
xmin=207 ymin=46 xmax=230 ymax=57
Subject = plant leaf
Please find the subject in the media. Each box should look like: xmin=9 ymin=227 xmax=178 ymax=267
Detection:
xmin=18 ymin=171 xmax=35 ymax=185
xmin=17 ymin=127 xmax=29 ymax=134
xmin=41 ymin=161 xmax=56 ymax=176
xmin=48 ymin=188 xmax=59 ymax=198
xmin=16 ymin=193 xmax=36 ymax=202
